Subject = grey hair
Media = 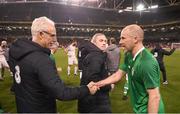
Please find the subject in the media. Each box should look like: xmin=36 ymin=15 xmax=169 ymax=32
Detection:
xmin=91 ymin=33 xmax=106 ymax=43
xmin=31 ymin=16 xmax=55 ymax=37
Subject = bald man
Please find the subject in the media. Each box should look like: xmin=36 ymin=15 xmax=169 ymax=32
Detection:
xmin=95 ymin=24 xmax=165 ymax=113
xmin=8 ymin=16 xmax=98 ymax=113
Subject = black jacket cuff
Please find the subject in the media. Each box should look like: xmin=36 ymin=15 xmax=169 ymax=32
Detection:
xmin=79 ymin=85 xmax=90 ymax=99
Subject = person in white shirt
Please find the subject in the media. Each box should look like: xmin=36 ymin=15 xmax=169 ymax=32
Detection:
xmin=0 ymin=40 xmax=9 ymax=80
xmin=65 ymin=41 xmax=78 ymax=76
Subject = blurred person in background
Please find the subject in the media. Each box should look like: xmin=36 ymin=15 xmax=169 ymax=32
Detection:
xmin=65 ymin=40 xmax=78 ymax=76
xmin=151 ymin=43 xmax=176 ymax=84
xmin=0 ymin=40 xmax=10 ymax=80
xmin=106 ymin=37 xmax=120 ymax=75
xmin=105 ymin=37 xmax=120 ymax=91
xmin=49 ymin=41 xmax=59 ymax=64
xmin=49 ymin=41 xmax=62 ymax=72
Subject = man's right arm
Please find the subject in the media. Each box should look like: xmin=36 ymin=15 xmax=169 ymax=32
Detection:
xmin=95 ymin=69 xmax=126 ymax=87
xmin=37 ymin=56 xmax=96 ymax=101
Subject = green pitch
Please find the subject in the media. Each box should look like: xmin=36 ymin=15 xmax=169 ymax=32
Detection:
xmin=0 ymin=49 xmax=180 ymax=113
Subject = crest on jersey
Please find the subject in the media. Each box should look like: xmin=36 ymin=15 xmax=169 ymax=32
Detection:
xmin=131 ymin=68 xmax=134 ymax=76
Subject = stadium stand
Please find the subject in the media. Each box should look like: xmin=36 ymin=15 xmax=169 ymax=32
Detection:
xmin=0 ymin=0 xmax=180 ymax=43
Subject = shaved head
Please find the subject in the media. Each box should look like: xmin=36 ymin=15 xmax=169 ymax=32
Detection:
xmin=121 ymin=24 xmax=144 ymax=41
xmin=119 ymin=24 xmax=145 ymax=53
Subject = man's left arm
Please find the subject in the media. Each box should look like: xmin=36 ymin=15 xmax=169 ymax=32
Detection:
xmin=142 ymin=57 xmax=162 ymax=113
xmin=147 ymin=87 xmax=160 ymax=113
xmin=162 ymin=47 xmax=176 ymax=55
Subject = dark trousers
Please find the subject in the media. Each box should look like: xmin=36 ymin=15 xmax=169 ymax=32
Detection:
xmin=158 ymin=62 xmax=167 ymax=82
xmin=78 ymin=93 xmax=111 ymax=113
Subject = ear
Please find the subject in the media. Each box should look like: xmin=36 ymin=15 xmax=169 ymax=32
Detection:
xmin=134 ymin=36 xmax=138 ymax=44
xmin=39 ymin=32 xmax=44 ymax=40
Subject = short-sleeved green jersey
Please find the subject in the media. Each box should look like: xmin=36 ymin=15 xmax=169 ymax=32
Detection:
xmin=120 ymin=48 xmax=164 ymax=113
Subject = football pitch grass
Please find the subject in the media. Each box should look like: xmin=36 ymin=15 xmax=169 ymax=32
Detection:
xmin=0 ymin=49 xmax=180 ymax=113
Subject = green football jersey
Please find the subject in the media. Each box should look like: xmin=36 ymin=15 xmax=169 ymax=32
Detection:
xmin=120 ymin=48 xmax=164 ymax=113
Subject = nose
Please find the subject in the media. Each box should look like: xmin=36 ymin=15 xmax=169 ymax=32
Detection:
xmin=119 ymin=39 xmax=122 ymax=45
xmin=102 ymin=40 xmax=106 ymax=45
xmin=119 ymin=39 xmax=124 ymax=47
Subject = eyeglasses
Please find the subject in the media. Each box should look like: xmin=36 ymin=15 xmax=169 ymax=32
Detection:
xmin=41 ymin=31 xmax=56 ymax=38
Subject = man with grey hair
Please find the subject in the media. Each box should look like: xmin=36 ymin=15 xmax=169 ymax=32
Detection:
xmin=8 ymin=16 xmax=98 ymax=113
xmin=95 ymin=24 xmax=165 ymax=113
xmin=78 ymin=33 xmax=111 ymax=113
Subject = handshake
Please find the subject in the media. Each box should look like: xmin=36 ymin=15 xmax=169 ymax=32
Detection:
xmin=86 ymin=81 xmax=105 ymax=95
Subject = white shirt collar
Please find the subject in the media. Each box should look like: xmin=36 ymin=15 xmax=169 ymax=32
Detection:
xmin=133 ymin=47 xmax=145 ymax=61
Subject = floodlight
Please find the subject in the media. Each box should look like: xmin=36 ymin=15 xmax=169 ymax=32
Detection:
xmin=118 ymin=10 xmax=123 ymax=13
xmin=136 ymin=4 xmax=145 ymax=11
xmin=148 ymin=5 xmax=158 ymax=9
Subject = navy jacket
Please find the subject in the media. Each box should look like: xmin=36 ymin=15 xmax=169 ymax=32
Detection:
xmin=9 ymin=39 xmax=89 ymax=113
xmin=77 ymin=40 xmax=92 ymax=70
xmin=78 ymin=42 xmax=111 ymax=113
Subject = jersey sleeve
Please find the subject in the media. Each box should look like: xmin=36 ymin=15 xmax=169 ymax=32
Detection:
xmin=141 ymin=59 xmax=160 ymax=89
xmin=119 ymin=64 xmax=128 ymax=73
xmin=119 ymin=53 xmax=129 ymax=73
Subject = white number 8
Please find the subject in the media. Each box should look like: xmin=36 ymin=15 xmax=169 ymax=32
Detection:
xmin=15 ymin=65 xmax=21 ymax=84
xmin=154 ymin=52 xmax=158 ymax=58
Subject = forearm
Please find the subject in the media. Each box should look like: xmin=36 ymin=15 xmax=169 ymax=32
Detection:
xmin=163 ymin=48 xmax=175 ymax=55
xmin=105 ymin=72 xmax=121 ymax=84
xmin=148 ymin=88 xmax=160 ymax=113
xmin=96 ymin=69 xmax=125 ymax=87
xmin=38 ymin=65 xmax=89 ymax=100
xmin=148 ymin=96 xmax=160 ymax=113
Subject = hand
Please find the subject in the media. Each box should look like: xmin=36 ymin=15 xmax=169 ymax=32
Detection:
xmin=87 ymin=81 xmax=99 ymax=95
xmin=94 ymin=81 xmax=105 ymax=88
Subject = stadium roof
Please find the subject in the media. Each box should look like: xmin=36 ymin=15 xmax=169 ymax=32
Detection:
xmin=0 ymin=0 xmax=180 ymax=26
xmin=1 ymin=0 xmax=180 ymax=11
xmin=0 ymin=0 xmax=180 ymax=40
